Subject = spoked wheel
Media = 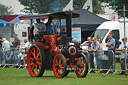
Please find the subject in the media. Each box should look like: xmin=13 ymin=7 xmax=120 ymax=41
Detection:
xmin=53 ymin=54 xmax=67 ymax=78
xmin=75 ymin=53 xmax=88 ymax=78
xmin=27 ymin=45 xmax=46 ymax=77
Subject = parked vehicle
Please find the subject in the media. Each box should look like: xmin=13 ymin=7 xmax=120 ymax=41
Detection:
xmin=81 ymin=19 xmax=128 ymax=50
xmin=13 ymin=23 xmax=29 ymax=46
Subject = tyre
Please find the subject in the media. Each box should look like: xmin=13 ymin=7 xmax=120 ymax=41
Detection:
xmin=27 ymin=45 xmax=46 ymax=77
xmin=53 ymin=54 xmax=67 ymax=78
xmin=75 ymin=53 xmax=88 ymax=78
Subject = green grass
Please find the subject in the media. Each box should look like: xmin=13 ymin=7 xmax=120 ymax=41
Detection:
xmin=0 ymin=68 xmax=128 ymax=85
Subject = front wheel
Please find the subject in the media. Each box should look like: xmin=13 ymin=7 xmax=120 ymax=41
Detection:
xmin=53 ymin=54 xmax=67 ymax=78
xmin=27 ymin=45 xmax=46 ymax=77
xmin=75 ymin=53 xmax=88 ymax=78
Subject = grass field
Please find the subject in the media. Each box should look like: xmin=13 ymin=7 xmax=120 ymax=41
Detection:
xmin=0 ymin=68 xmax=128 ymax=85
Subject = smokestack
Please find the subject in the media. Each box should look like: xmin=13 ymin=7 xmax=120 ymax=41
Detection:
xmin=66 ymin=12 xmax=72 ymax=38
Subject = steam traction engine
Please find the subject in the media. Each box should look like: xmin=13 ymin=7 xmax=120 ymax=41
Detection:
xmin=20 ymin=12 xmax=88 ymax=78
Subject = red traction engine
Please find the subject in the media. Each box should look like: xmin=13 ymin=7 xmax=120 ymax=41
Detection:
xmin=26 ymin=12 xmax=88 ymax=78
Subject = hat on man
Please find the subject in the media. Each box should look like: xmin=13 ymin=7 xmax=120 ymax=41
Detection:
xmin=13 ymin=33 xmax=18 ymax=36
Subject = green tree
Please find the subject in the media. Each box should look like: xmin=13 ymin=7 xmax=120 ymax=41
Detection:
xmin=0 ymin=4 xmax=14 ymax=15
xmin=99 ymin=0 xmax=128 ymax=17
xmin=18 ymin=0 xmax=105 ymax=14
xmin=51 ymin=0 xmax=67 ymax=12
xmin=19 ymin=0 xmax=51 ymax=14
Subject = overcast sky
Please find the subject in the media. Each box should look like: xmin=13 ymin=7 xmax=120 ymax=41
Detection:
xmin=0 ymin=0 xmax=25 ymax=14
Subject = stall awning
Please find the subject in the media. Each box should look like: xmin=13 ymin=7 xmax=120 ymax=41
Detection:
xmin=0 ymin=19 xmax=11 ymax=28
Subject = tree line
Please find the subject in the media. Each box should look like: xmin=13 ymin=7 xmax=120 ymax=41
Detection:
xmin=0 ymin=0 xmax=128 ymax=17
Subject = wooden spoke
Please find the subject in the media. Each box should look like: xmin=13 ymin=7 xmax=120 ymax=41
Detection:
xmin=59 ymin=58 xmax=62 ymax=64
xmin=35 ymin=65 xmax=38 ymax=74
xmin=36 ymin=52 xmax=40 ymax=59
xmin=55 ymin=64 xmax=57 ymax=66
xmin=37 ymin=62 xmax=41 ymax=65
xmin=32 ymin=64 xmax=35 ymax=70
xmin=31 ymin=52 xmax=35 ymax=58
xmin=59 ymin=66 xmax=64 ymax=69
xmin=30 ymin=63 xmax=34 ymax=66
xmin=55 ymin=68 xmax=58 ymax=71
xmin=30 ymin=57 xmax=33 ymax=60
xmin=56 ymin=60 xmax=59 ymax=65
xmin=58 ymin=69 xmax=60 ymax=75
xmin=33 ymin=49 xmax=36 ymax=59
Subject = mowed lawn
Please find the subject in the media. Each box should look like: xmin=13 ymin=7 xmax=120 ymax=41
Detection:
xmin=0 ymin=68 xmax=128 ymax=85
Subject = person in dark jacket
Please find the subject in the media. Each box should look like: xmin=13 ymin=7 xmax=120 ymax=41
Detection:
xmin=12 ymin=33 xmax=20 ymax=64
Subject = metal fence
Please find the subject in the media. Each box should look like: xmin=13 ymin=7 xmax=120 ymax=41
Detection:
xmin=83 ymin=50 xmax=128 ymax=75
xmin=0 ymin=48 xmax=128 ymax=75
xmin=0 ymin=48 xmax=27 ymax=69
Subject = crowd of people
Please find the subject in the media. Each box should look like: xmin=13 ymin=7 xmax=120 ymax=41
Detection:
xmin=0 ymin=17 xmax=55 ymax=65
xmin=0 ymin=34 xmax=32 ymax=65
xmin=72 ymin=31 xmax=128 ymax=75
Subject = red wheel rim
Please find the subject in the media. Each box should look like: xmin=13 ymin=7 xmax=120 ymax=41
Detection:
xmin=75 ymin=56 xmax=86 ymax=77
xmin=27 ymin=46 xmax=41 ymax=77
xmin=53 ymin=55 xmax=64 ymax=78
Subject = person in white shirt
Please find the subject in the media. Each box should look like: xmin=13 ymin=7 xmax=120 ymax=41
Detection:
xmin=2 ymin=38 xmax=10 ymax=51
xmin=116 ymin=37 xmax=128 ymax=75
xmin=34 ymin=19 xmax=46 ymax=41
xmin=22 ymin=38 xmax=31 ymax=50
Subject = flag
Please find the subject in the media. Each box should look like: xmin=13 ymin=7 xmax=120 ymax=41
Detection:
xmin=82 ymin=0 xmax=93 ymax=12
xmin=7 ymin=5 xmax=12 ymax=12
xmin=63 ymin=0 xmax=74 ymax=11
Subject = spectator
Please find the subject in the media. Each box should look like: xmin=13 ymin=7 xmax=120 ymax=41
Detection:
xmin=97 ymin=35 xmax=101 ymax=42
xmin=2 ymin=38 xmax=10 ymax=51
xmin=34 ymin=18 xmax=46 ymax=41
xmin=45 ymin=17 xmax=56 ymax=34
xmin=22 ymin=38 xmax=31 ymax=53
xmin=91 ymin=37 xmax=103 ymax=71
xmin=5 ymin=49 xmax=14 ymax=64
xmin=97 ymin=35 xmax=104 ymax=54
xmin=99 ymin=40 xmax=104 ymax=56
xmin=106 ymin=32 xmax=115 ymax=72
xmin=106 ymin=32 xmax=115 ymax=51
xmin=12 ymin=33 xmax=20 ymax=64
xmin=115 ymin=37 xmax=128 ymax=75
xmin=72 ymin=38 xmax=81 ymax=49
xmin=85 ymin=37 xmax=95 ymax=73
xmin=0 ymin=36 xmax=3 ymax=64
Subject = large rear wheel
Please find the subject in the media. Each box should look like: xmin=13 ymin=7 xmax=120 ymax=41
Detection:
xmin=27 ymin=45 xmax=46 ymax=77
xmin=53 ymin=54 xmax=67 ymax=78
xmin=75 ymin=53 xmax=88 ymax=78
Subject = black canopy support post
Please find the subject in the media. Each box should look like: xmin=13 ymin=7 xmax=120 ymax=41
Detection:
xmin=66 ymin=12 xmax=72 ymax=38
xmin=30 ymin=19 xmax=33 ymax=42
xmin=59 ymin=15 xmax=61 ymax=33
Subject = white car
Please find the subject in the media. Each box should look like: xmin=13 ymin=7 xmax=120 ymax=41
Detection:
xmin=81 ymin=41 xmax=89 ymax=50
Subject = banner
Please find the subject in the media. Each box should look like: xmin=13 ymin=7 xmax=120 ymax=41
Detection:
xmin=82 ymin=0 xmax=93 ymax=12
xmin=63 ymin=0 xmax=74 ymax=11
xmin=72 ymin=28 xmax=81 ymax=43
